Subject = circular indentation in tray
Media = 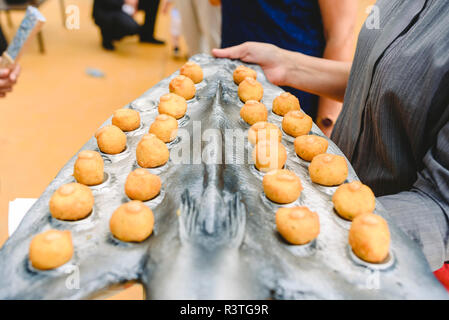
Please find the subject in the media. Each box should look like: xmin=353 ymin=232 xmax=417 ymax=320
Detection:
xmin=235 ymin=98 xmax=245 ymax=107
xmin=331 ymin=208 xmax=352 ymax=230
xmin=282 ymin=129 xmax=313 ymax=144
xmin=167 ymin=136 xmax=182 ymax=149
xmin=88 ymin=172 xmax=112 ymax=192
xmin=249 ymin=164 xmax=266 ymax=180
xmin=25 ymin=255 xmax=78 ymax=275
xmin=348 ymin=245 xmax=395 ymax=271
xmin=178 ymin=114 xmax=191 ymax=127
xmin=49 ymin=207 xmax=98 ymax=231
xmin=125 ymin=188 xmax=166 ymax=210
xmin=130 ymin=99 xmax=156 ymax=112
xmin=195 ymin=80 xmax=207 ymax=91
xmin=144 ymin=188 xmax=166 ymax=209
xmin=308 ymin=179 xmax=347 ymax=197
xmin=185 ymin=99 xmax=202 ymax=110
xmin=269 ymin=111 xmax=284 ymax=123
xmin=107 ymin=232 xmax=153 ymax=247
xmin=260 ymin=193 xmax=303 ymax=210
xmin=238 ymin=118 xmax=251 ymax=128
xmin=185 ymin=96 xmax=197 ymax=104
xmin=281 ymin=128 xmax=297 ymax=143
xmin=291 ymin=153 xmax=310 ymax=168
xmin=279 ymin=235 xmax=317 ymax=257
xmin=135 ymin=160 xmax=169 ymax=175
xmin=125 ymin=122 xmax=146 ymax=137
xmin=107 ymin=234 xmax=137 ymax=248
xmin=99 ymin=144 xmax=131 ymax=163
xmin=249 ymin=164 xmax=289 ymax=181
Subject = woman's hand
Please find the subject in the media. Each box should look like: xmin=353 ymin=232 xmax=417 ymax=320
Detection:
xmin=214 ymin=41 xmax=351 ymax=103
xmin=0 ymin=62 xmax=20 ymax=98
xmin=212 ymin=42 xmax=291 ymax=86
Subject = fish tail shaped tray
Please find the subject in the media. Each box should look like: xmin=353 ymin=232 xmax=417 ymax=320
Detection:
xmin=0 ymin=54 xmax=447 ymax=300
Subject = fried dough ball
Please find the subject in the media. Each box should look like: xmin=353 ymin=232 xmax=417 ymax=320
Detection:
xmin=125 ymin=168 xmax=161 ymax=201
xmin=240 ymin=100 xmax=268 ymax=125
xmin=238 ymin=77 xmax=263 ymax=102
xmin=95 ymin=125 xmax=127 ymax=155
xmin=74 ymin=150 xmax=105 ymax=186
xmin=112 ymin=109 xmax=141 ymax=132
xmin=272 ymin=92 xmax=301 ymax=116
xmin=263 ymin=169 xmax=303 ymax=204
xmin=158 ymin=93 xmax=187 ymax=119
xmin=49 ymin=183 xmax=94 ymax=221
xmin=294 ymin=135 xmax=329 ymax=162
xmin=282 ymin=111 xmax=313 ymax=137
xmin=276 ymin=207 xmax=320 ymax=245
xmin=109 ymin=201 xmax=154 ymax=242
xmin=136 ymin=133 xmax=170 ymax=168
xmin=332 ymin=181 xmax=376 ymax=221
xmin=29 ymin=230 xmax=73 ymax=270
xmin=252 ymin=140 xmax=287 ymax=172
xmin=149 ymin=114 xmax=178 ymax=143
xmin=233 ymin=65 xmax=257 ymax=85
xmin=248 ymin=121 xmax=282 ymax=145
xmin=349 ymin=213 xmax=390 ymax=263
xmin=169 ymin=75 xmax=196 ymax=100
xmin=309 ymin=153 xmax=348 ymax=186
xmin=180 ymin=61 xmax=203 ymax=84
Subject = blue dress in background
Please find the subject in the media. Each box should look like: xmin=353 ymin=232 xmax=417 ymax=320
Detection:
xmin=221 ymin=0 xmax=325 ymax=119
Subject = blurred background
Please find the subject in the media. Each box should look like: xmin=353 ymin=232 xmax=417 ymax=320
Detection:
xmin=0 ymin=0 xmax=375 ymax=299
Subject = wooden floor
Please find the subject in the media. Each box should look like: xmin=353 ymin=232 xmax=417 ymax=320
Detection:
xmin=0 ymin=0 xmax=374 ymax=300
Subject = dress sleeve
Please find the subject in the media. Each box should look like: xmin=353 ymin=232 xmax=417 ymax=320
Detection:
xmin=378 ymin=120 xmax=449 ymax=271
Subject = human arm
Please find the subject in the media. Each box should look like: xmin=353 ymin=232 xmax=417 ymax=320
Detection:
xmin=212 ymin=42 xmax=351 ymax=102
xmin=317 ymin=0 xmax=357 ymax=136
xmin=378 ymin=120 xmax=449 ymax=271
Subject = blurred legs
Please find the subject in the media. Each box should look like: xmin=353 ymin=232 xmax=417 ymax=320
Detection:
xmin=174 ymin=0 xmax=221 ymax=56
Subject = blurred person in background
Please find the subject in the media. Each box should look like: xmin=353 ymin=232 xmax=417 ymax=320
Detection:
xmin=0 ymin=27 xmax=20 ymax=98
xmin=93 ymin=0 xmax=165 ymax=51
xmin=162 ymin=1 xmax=182 ymax=58
xmin=138 ymin=0 xmax=165 ymax=44
xmin=162 ymin=0 xmax=220 ymax=57
xmin=0 ymin=26 xmax=6 ymax=54
xmin=210 ymin=0 xmax=356 ymax=136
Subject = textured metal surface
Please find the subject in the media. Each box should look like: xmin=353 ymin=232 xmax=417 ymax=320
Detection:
xmin=0 ymin=54 xmax=447 ymax=300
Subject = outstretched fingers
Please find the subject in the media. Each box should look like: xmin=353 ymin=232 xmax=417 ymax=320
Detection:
xmin=212 ymin=43 xmax=250 ymax=61
xmin=10 ymin=64 xmax=21 ymax=83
